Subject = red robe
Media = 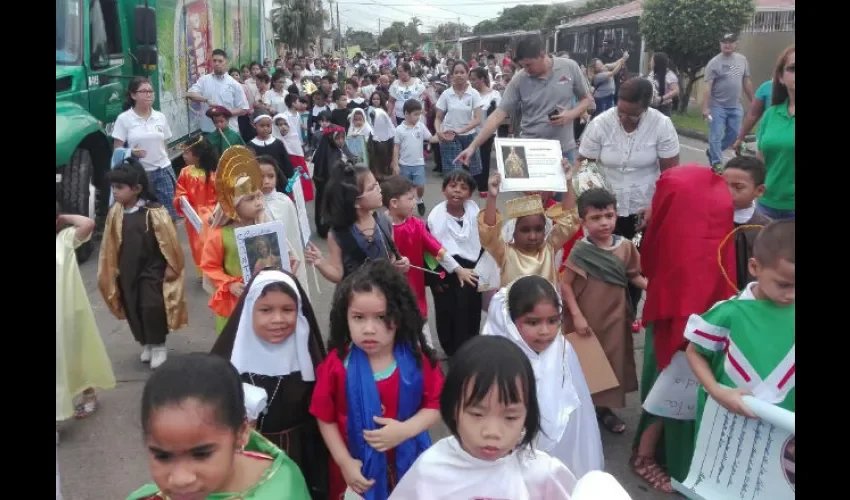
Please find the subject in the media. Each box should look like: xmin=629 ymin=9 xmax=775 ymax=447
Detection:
xmin=173 ymin=166 xmax=217 ymax=271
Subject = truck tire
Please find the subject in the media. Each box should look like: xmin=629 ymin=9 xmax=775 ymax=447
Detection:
xmin=61 ymin=147 xmax=96 ymax=263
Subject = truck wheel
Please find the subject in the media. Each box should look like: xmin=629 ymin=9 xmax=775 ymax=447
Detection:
xmin=62 ymin=148 xmax=96 ymax=263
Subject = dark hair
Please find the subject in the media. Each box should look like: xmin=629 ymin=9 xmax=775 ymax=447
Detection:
xmin=442 ymin=169 xmax=476 ymax=193
xmin=106 ymin=158 xmax=159 ymax=204
xmin=514 ymin=35 xmax=545 ymax=61
xmin=771 ymin=45 xmax=795 ymax=106
xmin=381 ymin=175 xmax=416 ymax=208
xmin=451 ymin=61 xmax=469 ymax=73
xmin=255 ymin=154 xmax=288 ymax=193
xmin=368 ymin=74 xmax=379 ymax=84
xmin=272 ymin=72 xmax=287 ymax=84
xmin=123 ymin=76 xmax=153 ymax=111
xmin=285 ymin=92 xmax=299 ymax=109
xmin=470 ymin=67 xmax=489 ymax=86
xmin=332 ymin=89 xmax=346 ymax=103
xmin=618 ymin=77 xmax=654 ymax=109
xmin=753 ymin=219 xmax=795 ymax=268
xmin=322 ymin=75 xmax=336 ymax=84
xmin=140 ymin=352 xmax=245 ymax=435
xmin=328 ymin=259 xmax=437 ymax=367
xmin=440 ymin=336 xmax=540 ymax=450
xmin=399 ymin=62 xmax=412 ymax=74
xmin=187 ymin=137 xmax=218 ymax=184
xmin=212 ymin=48 xmax=227 ymax=59
xmin=250 ymin=61 xmax=261 ymax=70
xmin=652 ymin=52 xmax=669 ymax=97
xmin=240 ymin=64 xmax=250 ymax=72
xmin=345 ymin=77 xmax=360 ymax=89
xmin=370 ymin=91 xmax=388 ymax=108
xmin=507 ymin=275 xmax=560 ymax=322
xmin=230 ymin=67 xmax=241 ymax=76
xmin=297 ymin=95 xmax=309 ymax=106
xmin=323 ymin=163 xmax=371 ymax=230
xmin=313 ymin=90 xmax=328 ymax=103
xmin=255 ymin=72 xmax=270 ymax=84
xmin=318 ymin=110 xmax=332 ymax=122
xmin=403 ymin=99 xmax=423 ymax=114
xmin=577 ymin=188 xmax=617 ymax=218
xmin=724 ymin=156 xmax=767 ymax=186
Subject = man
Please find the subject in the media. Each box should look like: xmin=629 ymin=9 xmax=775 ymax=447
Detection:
xmin=703 ymin=33 xmax=755 ymax=171
xmin=186 ymin=48 xmax=250 ymax=134
xmin=599 ymin=39 xmax=625 ymax=102
xmin=455 ymin=34 xmax=592 ymax=167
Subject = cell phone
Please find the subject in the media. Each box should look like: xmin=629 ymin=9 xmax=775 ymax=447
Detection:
xmin=548 ymin=109 xmax=560 ymax=120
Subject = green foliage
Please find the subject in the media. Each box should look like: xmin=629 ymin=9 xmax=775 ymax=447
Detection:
xmin=471 ymin=0 xmax=632 ymax=35
xmin=346 ymin=29 xmax=377 ymax=50
xmin=434 ymin=22 xmax=471 ymax=41
xmin=379 ymin=18 xmax=422 ymax=49
xmin=272 ymin=0 xmax=326 ymax=53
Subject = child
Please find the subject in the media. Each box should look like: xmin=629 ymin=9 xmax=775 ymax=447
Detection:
xmin=479 ymin=167 xmax=580 ymax=287
xmin=346 ymin=108 xmax=372 ymax=166
xmin=298 ymin=96 xmax=311 ymax=151
xmin=279 ymin=94 xmax=315 ymax=202
xmin=685 ymin=219 xmax=795 ymax=422
xmin=309 ymin=260 xmax=444 ymax=500
xmin=311 ymin=126 xmax=349 ymax=239
xmin=426 ymin=170 xmax=485 ymax=356
xmin=257 ymin=154 xmax=310 ymax=298
xmin=345 ymin=77 xmax=368 ymax=109
xmin=389 ymin=335 xmax=578 ymax=499
xmin=306 ymin=164 xmax=410 ymax=283
xmin=98 ymin=160 xmax=188 ymax=369
xmin=126 ymin=353 xmax=312 ymax=499
xmin=173 ymin=136 xmax=218 ymax=275
xmin=57 ymin=204 xmax=116 ymax=421
xmin=309 ymin=91 xmax=332 ymax=148
xmin=249 ymin=114 xmax=295 ymax=180
xmin=331 ymin=89 xmax=351 ymax=129
xmin=482 ymin=275 xmax=604 ymax=479
xmin=205 ymin=105 xmax=245 ymax=159
xmin=722 ymin=156 xmax=772 ymax=290
xmin=382 ymin=175 xmax=477 ymax=350
xmin=561 ymin=188 xmax=646 ymax=435
xmin=392 ymin=99 xmax=439 ymax=217
xmin=367 ymin=107 xmax=397 ymax=182
xmin=211 ymin=270 xmax=329 ymax=499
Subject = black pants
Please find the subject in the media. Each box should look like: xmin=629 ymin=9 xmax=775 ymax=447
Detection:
xmin=238 ymin=115 xmax=256 ymax=143
xmin=615 ymin=214 xmax=643 ymax=311
xmin=314 ymin=181 xmax=328 ymax=238
xmin=432 ymin=142 xmax=443 ymax=172
xmin=475 ymin=135 xmax=495 ymax=193
xmin=432 ymin=256 xmax=482 ymax=356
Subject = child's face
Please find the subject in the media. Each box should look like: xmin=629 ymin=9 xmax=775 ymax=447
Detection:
xmin=580 ymin=205 xmax=616 ymax=242
xmin=404 ymin=110 xmax=422 ymax=125
xmin=749 ymin=257 xmax=795 ymax=307
xmin=333 ymin=132 xmax=346 ymax=149
xmin=259 ymin=163 xmax=277 ymax=195
xmin=456 ymin=380 xmax=527 ymax=461
xmin=182 ymin=149 xmax=197 ymax=166
xmin=345 ymin=84 xmax=357 ymax=97
xmin=257 ymin=80 xmax=269 ymax=92
xmin=336 ymin=95 xmax=349 ymax=108
xmin=443 ymin=179 xmax=472 ymax=208
xmin=144 ymin=398 xmax=250 ymax=498
xmin=252 ymin=289 xmax=298 ymax=344
xmin=723 ymin=168 xmax=765 ymax=210
xmin=255 ymin=120 xmax=272 ymax=138
xmin=347 ymin=289 xmax=396 ymax=355
xmin=276 ymin=120 xmax=289 ymax=136
xmin=296 ymin=100 xmax=307 ymax=112
xmin=352 ymin=113 xmax=365 ymax=128
xmin=371 ymin=94 xmax=382 ymax=107
xmin=320 ymin=119 xmax=331 ymax=129
xmin=515 ymin=299 xmax=561 ymax=353
xmin=112 ymin=183 xmax=142 ymax=208
xmin=356 ymin=172 xmax=383 ymax=210
xmin=390 ymin=189 xmax=417 ymax=218
xmin=235 ymin=190 xmax=265 ymax=221
xmin=314 ymin=95 xmax=325 ymax=107
xmin=213 ymin=116 xmax=229 ymax=131
xmin=512 ymin=214 xmax=546 ymax=252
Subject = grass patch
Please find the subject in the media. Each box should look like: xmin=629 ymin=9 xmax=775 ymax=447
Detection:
xmin=670 ymin=111 xmax=709 ymax=135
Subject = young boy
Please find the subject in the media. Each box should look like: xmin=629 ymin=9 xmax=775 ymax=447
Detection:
xmin=381 ymin=175 xmax=477 ymax=349
xmin=561 ymin=188 xmax=647 ymax=435
xmin=392 ymin=100 xmax=438 ymax=216
xmin=205 ymin=106 xmax=245 ymax=160
xmin=685 ymin=219 xmax=795 ymax=426
xmin=722 ymin=156 xmax=772 ymax=290
xmin=308 ymin=91 xmax=331 ymax=149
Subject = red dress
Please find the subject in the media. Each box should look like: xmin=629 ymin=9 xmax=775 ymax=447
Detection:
xmin=309 ymin=348 xmax=445 ymax=500
xmin=392 ymin=217 xmax=444 ymax=318
xmin=172 ymin=166 xmax=217 ymax=271
xmin=290 ymin=154 xmax=315 ymax=202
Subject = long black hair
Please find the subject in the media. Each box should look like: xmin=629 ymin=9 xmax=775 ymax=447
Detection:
xmin=652 ymin=52 xmax=669 ymax=97
xmin=106 ymin=158 xmax=159 ymax=204
xmin=186 ymin=137 xmax=218 ymax=184
xmin=255 ymin=154 xmax=289 ymax=194
xmin=322 ymin=162 xmax=370 ymax=231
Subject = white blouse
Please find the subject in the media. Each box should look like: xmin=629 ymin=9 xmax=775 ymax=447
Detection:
xmin=111 ymin=108 xmax=173 ymax=172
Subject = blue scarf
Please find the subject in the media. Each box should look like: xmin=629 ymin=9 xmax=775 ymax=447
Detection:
xmin=346 ymin=343 xmax=432 ymax=500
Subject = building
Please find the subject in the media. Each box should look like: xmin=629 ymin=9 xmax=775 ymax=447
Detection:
xmin=453 ymin=30 xmax=542 ymax=62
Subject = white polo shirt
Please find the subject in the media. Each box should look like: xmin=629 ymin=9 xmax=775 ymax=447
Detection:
xmin=436 ymin=85 xmax=483 ymax=136
xmin=111 ymin=108 xmax=173 ymax=172
xmin=188 ymin=73 xmax=249 ymax=133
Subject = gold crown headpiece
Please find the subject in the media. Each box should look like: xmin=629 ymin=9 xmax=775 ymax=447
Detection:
xmin=505 ymin=194 xmax=544 ymax=220
xmin=215 ymin=146 xmax=263 ymax=220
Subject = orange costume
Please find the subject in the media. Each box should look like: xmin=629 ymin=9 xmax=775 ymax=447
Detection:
xmin=173 ymin=166 xmax=217 ymax=271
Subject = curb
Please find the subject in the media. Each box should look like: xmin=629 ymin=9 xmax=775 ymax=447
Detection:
xmin=675 ymin=127 xmax=758 ymax=155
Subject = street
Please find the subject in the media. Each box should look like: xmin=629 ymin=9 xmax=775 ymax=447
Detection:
xmin=57 ymin=136 xmax=718 ymax=499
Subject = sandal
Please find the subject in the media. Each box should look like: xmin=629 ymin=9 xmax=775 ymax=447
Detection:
xmin=632 ymin=454 xmax=675 ymax=493
xmin=596 ymin=407 xmax=626 ymax=434
xmin=73 ymin=391 xmax=98 ymax=420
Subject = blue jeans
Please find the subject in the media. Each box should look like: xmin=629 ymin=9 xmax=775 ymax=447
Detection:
xmin=552 ymin=149 xmax=577 ymax=202
xmin=708 ymin=106 xmax=743 ymax=166
xmin=400 ymin=164 xmax=426 ymax=186
xmin=593 ymin=95 xmax=615 ymax=117
xmin=757 ymin=201 xmax=795 ymax=221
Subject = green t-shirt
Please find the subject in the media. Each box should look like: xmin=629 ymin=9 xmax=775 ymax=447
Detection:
xmin=757 ymin=101 xmax=795 ymax=210
xmin=755 ymin=80 xmax=772 ymax=107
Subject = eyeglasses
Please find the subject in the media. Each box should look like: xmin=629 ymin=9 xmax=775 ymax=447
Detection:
xmin=617 ymin=110 xmax=644 ymax=125
xmin=135 ymin=89 xmax=154 ymax=94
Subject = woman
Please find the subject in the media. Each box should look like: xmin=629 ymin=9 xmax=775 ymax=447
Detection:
xmin=589 ymin=55 xmax=627 ymax=117
xmin=434 ymin=62 xmax=483 ymax=177
xmin=646 ymin=52 xmax=679 ymax=117
xmin=757 ymin=45 xmax=795 ymax=220
xmin=469 ymin=67 xmax=500 ymax=196
xmin=387 ymin=62 xmax=427 ymax=125
xmin=112 ymin=78 xmax=179 ymax=220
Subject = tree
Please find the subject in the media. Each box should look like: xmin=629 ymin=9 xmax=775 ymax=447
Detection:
xmin=379 ymin=19 xmax=422 ymax=50
xmin=346 ymin=28 xmax=377 ymax=50
xmin=640 ymin=0 xmax=755 ymax=112
xmin=434 ymin=22 xmax=471 ymax=41
xmin=272 ymin=0 xmax=326 ymax=54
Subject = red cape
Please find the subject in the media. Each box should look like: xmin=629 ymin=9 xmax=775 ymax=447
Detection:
xmin=641 ymin=165 xmax=737 ymax=370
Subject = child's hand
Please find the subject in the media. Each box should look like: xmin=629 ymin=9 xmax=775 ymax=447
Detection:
xmin=289 ymin=252 xmax=301 ymax=274
xmin=561 ymin=158 xmax=575 ymax=181
xmin=392 ymin=256 xmax=411 ymax=273
xmin=712 ymin=387 xmax=758 ymax=419
xmin=488 ymin=173 xmax=501 ymax=197
xmin=456 ymin=268 xmax=479 ymax=288
xmin=573 ymin=315 xmax=593 ymax=336
xmin=364 ymin=416 xmax=410 ymax=452
xmin=341 ymin=457 xmax=375 ymax=494
xmin=229 ymin=282 xmax=246 ymax=297
xmin=304 ymin=242 xmax=324 ymax=265
xmin=164 ymin=266 xmax=179 ymax=282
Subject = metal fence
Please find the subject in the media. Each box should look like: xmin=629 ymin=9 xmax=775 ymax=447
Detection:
xmin=745 ymin=10 xmax=795 ymax=33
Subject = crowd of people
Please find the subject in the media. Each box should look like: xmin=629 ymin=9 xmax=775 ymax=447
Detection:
xmin=56 ymin=33 xmax=795 ymax=500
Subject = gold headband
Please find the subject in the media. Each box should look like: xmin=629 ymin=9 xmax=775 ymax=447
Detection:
xmin=505 ymin=194 xmax=544 ymax=220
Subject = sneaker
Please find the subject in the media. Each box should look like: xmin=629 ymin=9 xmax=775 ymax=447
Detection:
xmin=417 ymin=202 xmax=426 ymax=217
xmin=150 ymin=345 xmax=168 ymax=369
xmin=140 ymin=345 xmax=152 ymax=363
xmin=711 ymin=163 xmax=724 ymax=174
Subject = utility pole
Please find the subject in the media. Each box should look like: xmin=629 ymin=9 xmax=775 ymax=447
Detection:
xmin=329 ymin=1 xmax=334 ymax=53
xmin=336 ymin=1 xmax=342 ymax=54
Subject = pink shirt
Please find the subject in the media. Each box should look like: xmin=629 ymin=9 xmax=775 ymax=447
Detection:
xmin=392 ymin=216 xmax=443 ymax=318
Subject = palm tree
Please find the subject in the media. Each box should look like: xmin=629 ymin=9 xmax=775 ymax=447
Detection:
xmin=272 ymin=0 xmax=326 ymax=54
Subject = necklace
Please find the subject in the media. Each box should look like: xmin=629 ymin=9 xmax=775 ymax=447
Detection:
xmin=247 ymin=374 xmax=284 ymax=432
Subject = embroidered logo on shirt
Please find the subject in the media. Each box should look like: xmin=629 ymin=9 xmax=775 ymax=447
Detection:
xmin=559 ymin=75 xmax=571 ymax=84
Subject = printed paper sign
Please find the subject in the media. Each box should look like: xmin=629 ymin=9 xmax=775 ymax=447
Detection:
xmin=643 ymin=351 xmax=699 ymax=420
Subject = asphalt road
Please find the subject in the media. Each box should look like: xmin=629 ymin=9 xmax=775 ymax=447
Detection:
xmin=57 ymin=137 xmax=718 ymax=499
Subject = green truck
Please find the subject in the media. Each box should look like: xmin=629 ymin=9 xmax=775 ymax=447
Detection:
xmin=56 ymin=0 xmax=269 ymax=261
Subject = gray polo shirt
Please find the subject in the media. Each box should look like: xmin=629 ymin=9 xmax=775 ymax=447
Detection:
xmin=498 ymin=57 xmax=589 ymax=152
xmin=705 ymin=52 xmax=750 ymax=109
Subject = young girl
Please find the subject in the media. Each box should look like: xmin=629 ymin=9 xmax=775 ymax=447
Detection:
xmin=389 ymin=335 xmax=577 ymax=498
xmin=479 ymin=165 xmax=580 ymax=287
xmin=249 ymin=114 xmax=295 ymax=180
xmin=309 ymin=260 xmax=443 ymax=500
xmin=211 ymin=270 xmax=329 ymax=499
xmin=278 ymin=94 xmax=315 ymax=201
xmin=310 ymin=126 xmax=348 ymax=239
xmin=366 ymin=107 xmax=396 ymax=182
xmin=126 ymin=353 xmax=312 ymax=499
xmin=305 ymin=163 xmax=410 ymax=284
xmin=57 ymin=204 xmax=116 ymax=422
xmin=346 ymin=108 xmax=372 ymax=166
xmin=483 ymin=275 xmax=604 ymax=479
xmin=98 ymin=160 xmax=188 ymax=369
xmin=174 ymin=136 xmax=218 ymax=274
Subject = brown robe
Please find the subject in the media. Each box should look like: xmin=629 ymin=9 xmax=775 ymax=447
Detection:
xmin=562 ymin=236 xmax=640 ymax=409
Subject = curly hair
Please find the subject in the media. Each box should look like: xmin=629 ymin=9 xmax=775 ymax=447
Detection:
xmin=327 ymin=259 xmax=437 ymax=368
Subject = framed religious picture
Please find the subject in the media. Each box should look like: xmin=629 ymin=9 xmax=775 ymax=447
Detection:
xmin=234 ymin=220 xmax=291 ymax=281
xmin=494 ymin=138 xmax=566 ymax=192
